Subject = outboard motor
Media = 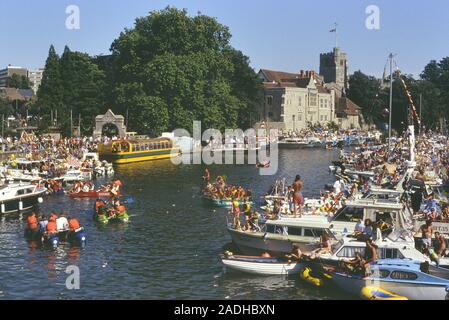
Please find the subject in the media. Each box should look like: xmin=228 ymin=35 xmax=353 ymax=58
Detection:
xmin=46 ymin=234 xmax=59 ymax=248
xmin=74 ymin=229 xmax=87 ymax=246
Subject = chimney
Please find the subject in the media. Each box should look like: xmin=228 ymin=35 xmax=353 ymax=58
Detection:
xmin=300 ymin=70 xmax=304 ymax=77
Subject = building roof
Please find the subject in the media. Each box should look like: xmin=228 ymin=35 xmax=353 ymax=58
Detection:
xmin=0 ymin=88 xmax=34 ymax=101
xmin=260 ymin=69 xmax=328 ymax=92
xmin=337 ymin=97 xmax=361 ymax=116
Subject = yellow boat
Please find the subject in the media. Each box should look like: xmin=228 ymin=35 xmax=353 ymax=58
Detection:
xmin=300 ymin=267 xmax=332 ymax=287
xmin=361 ymin=286 xmax=408 ymax=300
xmin=98 ymin=138 xmax=180 ymax=164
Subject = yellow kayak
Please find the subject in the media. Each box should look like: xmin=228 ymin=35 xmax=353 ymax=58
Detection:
xmin=361 ymin=286 xmax=408 ymax=300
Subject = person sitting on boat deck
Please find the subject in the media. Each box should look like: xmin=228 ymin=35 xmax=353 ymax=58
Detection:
xmin=95 ymin=198 xmax=106 ymax=214
xmin=38 ymin=214 xmax=48 ymax=233
xmin=363 ymin=239 xmax=379 ymax=269
xmin=292 ymin=175 xmax=304 ymax=218
xmin=434 ymin=232 xmax=447 ymax=257
xmin=56 ymin=213 xmax=69 ymax=231
xmin=285 ymin=244 xmax=303 ymax=262
xmin=50 ymin=212 xmax=58 ymax=221
xmin=311 ymin=233 xmax=333 ymax=258
xmin=357 ymin=219 xmax=373 ymax=242
xmin=419 ymin=219 xmax=433 ymax=250
xmin=342 ymin=252 xmax=366 ymax=275
xmin=231 ymin=198 xmax=241 ymax=230
xmin=68 ymin=216 xmax=81 ymax=232
xmin=26 ymin=212 xmax=39 ymax=232
xmin=46 ymin=216 xmax=58 ymax=234
xmin=261 ymin=252 xmax=271 ymax=258
xmin=353 ymin=218 xmax=365 ymax=237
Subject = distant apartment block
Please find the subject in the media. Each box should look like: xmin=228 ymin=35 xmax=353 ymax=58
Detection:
xmin=28 ymin=68 xmax=44 ymax=94
xmin=0 ymin=65 xmax=28 ymax=87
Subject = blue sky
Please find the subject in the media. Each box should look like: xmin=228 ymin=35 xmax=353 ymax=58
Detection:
xmin=1 ymin=0 xmax=448 ymax=77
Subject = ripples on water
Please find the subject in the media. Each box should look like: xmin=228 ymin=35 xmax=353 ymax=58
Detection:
xmin=0 ymin=149 xmax=353 ymax=299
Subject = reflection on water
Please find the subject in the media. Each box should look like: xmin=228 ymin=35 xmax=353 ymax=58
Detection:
xmin=0 ymin=149 xmax=354 ymax=299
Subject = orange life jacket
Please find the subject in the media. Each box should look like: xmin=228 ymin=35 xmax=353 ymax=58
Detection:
xmin=46 ymin=220 xmax=57 ymax=232
xmin=118 ymin=205 xmax=126 ymax=213
xmin=69 ymin=218 xmax=80 ymax=231
xmin=27 ymin=215 xmax=38 ymax=230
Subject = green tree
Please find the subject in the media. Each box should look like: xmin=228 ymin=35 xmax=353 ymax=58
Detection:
xmin=110 ymin=7 xmax=262 ymax=135
xmin=60 ymin=46 xmax=106 ymax=135
xmin=347 ymin=71 xmax=384 ymax=124
xmin=36 ymin=45 xmax=63 ymax=126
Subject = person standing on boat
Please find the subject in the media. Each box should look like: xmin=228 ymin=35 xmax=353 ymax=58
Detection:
xmin=292 ymin=175 xmax=304 ymax=218
xmin=231 ymin=198 xmax=241 ymax=230
xmin=419 ymin=219 xmax=433 ymax=250
xmin=38 ymin=214 xmax=48 ymax=233
xmin=202 ymin=168 xmax=211 ymax=184
xmin=434 ymin=232 xmax=447 ymax=257
xmin=363 ymin=239 xmax=379 ymax=269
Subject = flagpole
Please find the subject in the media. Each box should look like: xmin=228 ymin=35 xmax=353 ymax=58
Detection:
xmin=335 ymin=23 xmax=338 ymax=48
xmin=388 ymin=53 xmax=393 ymax=151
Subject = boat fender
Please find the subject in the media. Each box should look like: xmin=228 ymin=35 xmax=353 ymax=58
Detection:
xmin=19 ymin=201 xmax=23 ymax=211
xmin=38 ymin=197 xmax=43 ymax=203
xmin=1 ymin=203 xmax=4 ymax=213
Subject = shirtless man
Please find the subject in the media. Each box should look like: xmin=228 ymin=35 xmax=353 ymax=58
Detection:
xmin=285 ymin=244 xmax=303 ymax=262
xmin=292 ymin=175 xmax=304 ymax=217
xmin=420 ymin=219 xmax=433 ymax=250
xmin=434 ymin=232 xmax=447 ymax=257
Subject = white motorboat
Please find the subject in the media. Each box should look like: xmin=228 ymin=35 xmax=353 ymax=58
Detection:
xmin=0 ymin=183 xmax=46 ymax=213
xmin=331 ymin=259 xmax=449 ymax=300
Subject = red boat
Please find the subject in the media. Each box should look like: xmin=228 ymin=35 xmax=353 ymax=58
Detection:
xmin=69 ymin=190 xmax=120 ymax=198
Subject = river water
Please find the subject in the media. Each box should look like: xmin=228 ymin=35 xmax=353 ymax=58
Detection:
xmin=0 ymin=148 xmax=354 ymax=300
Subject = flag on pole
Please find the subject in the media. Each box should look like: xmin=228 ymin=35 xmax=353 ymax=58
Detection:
xmin=329 ymin=28 xmax=336 ymax=32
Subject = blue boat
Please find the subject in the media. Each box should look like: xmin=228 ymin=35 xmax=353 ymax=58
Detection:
xmin=331 ymin=259 xmax=449 ymax=300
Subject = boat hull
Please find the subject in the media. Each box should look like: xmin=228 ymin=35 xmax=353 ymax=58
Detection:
xmin=331 ymin=272 xmax=449 ymax=300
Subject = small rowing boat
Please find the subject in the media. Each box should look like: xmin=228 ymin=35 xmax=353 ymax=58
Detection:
xmin=94 ymin=212 xmax=129 ymax=224
xmin=202 ymin=196 xmax=252 ymax=208
xmin=220 ymin=253 xmax=304 ymax=275
xmin=69 ymin=190 xmax=120 ymax=198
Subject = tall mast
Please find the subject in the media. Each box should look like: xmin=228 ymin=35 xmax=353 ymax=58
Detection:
xmin=388 ymin=53 xmax=394 ymax=150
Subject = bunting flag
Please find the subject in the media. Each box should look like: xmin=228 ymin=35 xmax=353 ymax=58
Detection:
xmin=397 ymin=71 xmax=421 ymax=126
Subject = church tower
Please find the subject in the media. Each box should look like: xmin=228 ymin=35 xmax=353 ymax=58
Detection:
xmin=319 ymin=47 xmax=349 ymax=93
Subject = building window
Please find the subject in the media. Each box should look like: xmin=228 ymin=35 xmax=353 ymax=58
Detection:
xmin=268 ymin=112 xmax=273 ymax=118
xmin=266 ymin=96 xmax=273 ymax=105
xmin=298 ymin=114 xmax=302 ymax=121
xmin=298 ymin=97 xmax=302 ymax=106
xmin=309 ymin=93 xmax=317 ymax=106
xmin=292 ymin=115 xmax=295 ymax=122
xmin=320 ymin=115 xmax=324 ymax=121
xmin=281 ymin=97 xmax=285 ymax=105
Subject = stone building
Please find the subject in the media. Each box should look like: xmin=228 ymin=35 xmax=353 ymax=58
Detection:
xmin=256 ymin=69 xmax=335 ymax=130
xmin=319 ymin=47 xmax=349 ymax=92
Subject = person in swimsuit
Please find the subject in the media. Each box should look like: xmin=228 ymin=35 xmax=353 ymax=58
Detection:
xmin=292 ymin=175 xmax=304 ymax=217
